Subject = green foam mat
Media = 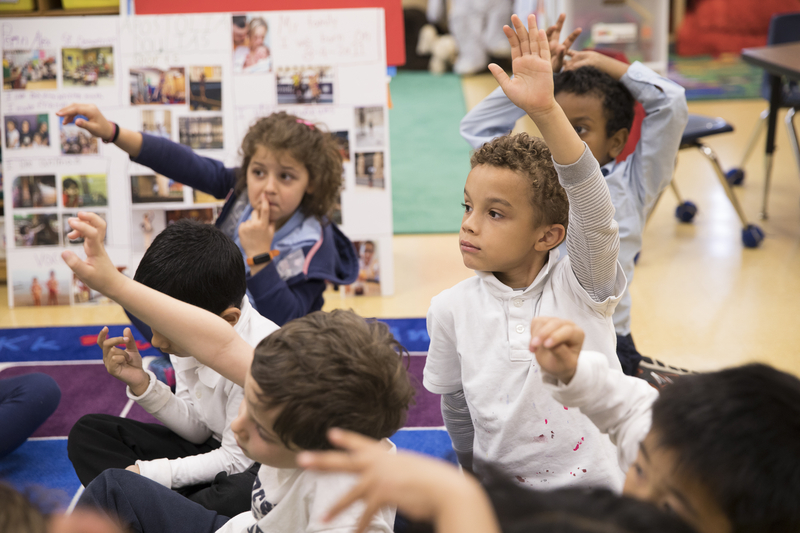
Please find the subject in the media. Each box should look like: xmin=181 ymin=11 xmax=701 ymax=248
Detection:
xmin=389 ymin=72 xmax=472 ymax=234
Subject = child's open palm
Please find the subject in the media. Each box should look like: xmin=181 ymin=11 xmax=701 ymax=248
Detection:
xmin=489 ymin=14 xmax=556 ymax=117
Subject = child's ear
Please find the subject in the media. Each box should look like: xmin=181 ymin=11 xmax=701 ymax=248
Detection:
xmin=220 ymin=307 xmax=242 ymax=327
xmin=535 ymin=224 xmax=566 ymax=252
xmin=608 ymin=128 xmax=630 ymax=160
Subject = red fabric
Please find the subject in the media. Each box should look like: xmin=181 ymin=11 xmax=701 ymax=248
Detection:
xmin=133 ymin=0 xmax=406 ymax=66
xmin=676 ymin=0 xmax=799 ymax=56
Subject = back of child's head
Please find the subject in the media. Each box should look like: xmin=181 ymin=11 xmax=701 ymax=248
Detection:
xmin=554 ymin=66 xmax=635 ymax=137
xmin=471 ymin=132 xmax=569 ymax=230
xmin=237 ymin=111 xmax=342 ymax=221
xmin=0 ymin=484 xmax=46 ymax=533
xmin=249 ymin=309 xmax=415 ymax=450
xmin=651 ymin=363 xmax=800 ymax=533
xmin=133 ymin=219 xmax=246 ymax=315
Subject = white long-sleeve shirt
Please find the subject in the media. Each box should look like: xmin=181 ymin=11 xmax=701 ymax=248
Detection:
xmin=128 ymin=298 xmax=279 ymax=488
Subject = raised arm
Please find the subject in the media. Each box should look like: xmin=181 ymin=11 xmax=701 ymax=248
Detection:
xmin=460 ymin=87 xmax=525 ymax=150
xmin=61 ymin=212 xmax=251 ymax=386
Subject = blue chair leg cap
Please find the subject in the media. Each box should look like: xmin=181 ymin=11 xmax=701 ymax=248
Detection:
xmin=742 ymin=224 xmax=764 ymax=248
xmin=633 ymin=252 xmax=641 ymax=265
xmin=675 ymin=201 xmax=698 ymax=223
xmin=725 ymin=168 xmax=745 ymax=186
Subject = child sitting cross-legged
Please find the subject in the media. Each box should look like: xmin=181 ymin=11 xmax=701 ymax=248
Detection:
xmin=61 ymin=212 xmax=416 ymax=533
xmin=68 ymin=220 xmax=280 ymax=517
xmin=529 ymin=316 xmax=800 ymax=533
xmin=424 ymin=15 xmax=626 ymax=489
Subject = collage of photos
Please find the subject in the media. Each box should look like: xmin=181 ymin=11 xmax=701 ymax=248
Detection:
xmin=347 ymin=240 xmax=381 ymax=296
xmin=355 ymin=151 xmax=385 ymax=189
xmin=354 ymin=106 xmax=385 ymax=190
xmin=62 ymin=47 xmax=114 ymax=87
xmin=179 ymin=116 xmax=223 ymax=149
xmin=355 ymin=106 xmax=385 ymax=147
xmin=131 ymin=174 xmax=184 ymax=204
xmin=13 ymin=213 xmax=59 ymax=247
xmin=12 ymin=175 xmax=56 ymax=208
xmin=130 ymin=67 xmax=186 ymax=105
xmin=62 ymin=174 xmax=107 ymax=207
xmin=2 ymin=50 xmax=57 ymax=91
xmin=13 ymin=267 xmax=70 ymax=306
xmin=60 ymin=115 xmax=98 ymax=155
xmin=142 ymin=109 xmax=172 ymax=139
xmin=276 ymin=66 xmax=334 ymax=105
xmin=5 ymin=114 xmax=50 ymax=149
xmin=232 ymin=15 xmax=272 ymax=74
xmin=189 ymin=66 xmax=222 ymax=111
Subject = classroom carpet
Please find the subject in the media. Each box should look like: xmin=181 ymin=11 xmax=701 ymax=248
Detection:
xmin=0 ymin=319 xmax=452 ymax=511
xmin=667 ymin=53 xmax=763 ymax=101
xmin=389 ymin=72 xmax=473 ymax=234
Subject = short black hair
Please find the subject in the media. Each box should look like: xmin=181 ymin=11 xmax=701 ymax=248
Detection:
xmin=63 ymin=178 xmax=78 ymax=189
xmin=652 ymin=364 xmax=800 ymax=533
xmin=554 ymin=66 xmax=635 ymax=138
xmin=134 ymin=219 xmax=246 ymax=315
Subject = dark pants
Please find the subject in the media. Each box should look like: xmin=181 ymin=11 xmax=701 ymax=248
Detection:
xmin=0 ymin=373 xmax=61 ymax=459
xmin=79 ymin=468 xmax=231 ymax=533
xmin=616 ymin=333 xmax=643 ymax=376
xmin=68 ymin=413 xmax=257 ymax=516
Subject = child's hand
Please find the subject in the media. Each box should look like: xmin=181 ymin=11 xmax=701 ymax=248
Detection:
xmin=489 ymin=14 xmax=556 ymax=117
xmin=98 ymin=327 xmax=150 ymax=395
xmin=529 ymin=317 xmax=584 ymax=384
xmin=238 ymin=191 xmax=276 ymax=274
xmin=298 ymin=429 xmax=498 ymax=533
xmin=546 ymin=14 xmax=582 ymax=72
xmin=56 ymin=103 xmax=115 ymax=141
xmin=564 ymin=50 xmax=629 ymax=81
xmin=61 ymin=212 xmax=125 ymax=298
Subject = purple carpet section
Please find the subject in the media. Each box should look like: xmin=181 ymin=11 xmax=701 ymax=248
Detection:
xmin=0 ymin=364 xmax=159 ymax=438
xmin=405 ymin=355 xmax=442 ymax=428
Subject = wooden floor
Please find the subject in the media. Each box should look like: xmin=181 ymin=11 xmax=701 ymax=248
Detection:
xmin=2 ymin=74 xmax=799 ymax=376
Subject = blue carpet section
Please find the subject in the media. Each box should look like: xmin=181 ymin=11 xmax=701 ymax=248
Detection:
xmin=392 ymin=429 xmax=456 ymax=465
xmin=382 ymin=318 xmax=430 ymax=352
xmin=0 ymin=439 xmax=80 ymax=510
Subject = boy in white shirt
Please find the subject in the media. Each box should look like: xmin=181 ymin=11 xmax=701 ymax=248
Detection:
xmin=61 ymin=212 xmax=416 ymax=533
xmin=529 ymin=315 xmax=800 ymax=533
xmin=423 ymin=15 xmax=626 ymax=489
xmin=68 ymin=220 xmax=279 ymax=516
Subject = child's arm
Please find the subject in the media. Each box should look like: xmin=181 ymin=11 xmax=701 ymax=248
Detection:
xmin=57 ymin=104 xmax=236 ymax=199
xmin=97 ymin=327 xmax=150 ymax=396
xmin=297 ymin=429 xmax=500 ymax=533
xmin=530 ymin=317 xmax=656 ymax=471
xmin=61 ymin=212 xmax=252 ymax=387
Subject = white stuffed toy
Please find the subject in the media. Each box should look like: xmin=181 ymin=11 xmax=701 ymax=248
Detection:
xmin=417 ymin=24 xmax=459 ymax=74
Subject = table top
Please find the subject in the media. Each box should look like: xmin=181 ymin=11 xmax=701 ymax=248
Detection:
xmin=741 ymin=42 xmax=800 ymax=81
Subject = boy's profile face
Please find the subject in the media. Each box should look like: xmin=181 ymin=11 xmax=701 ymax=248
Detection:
xmin=461 ymin=165 xmax=550 ymax=280
xmin=232 ymin=371 xmax=298 ymax=468
xmin=623 ymin=431 xmax=731 ymax=533
xmin=555 ymin=91 xmax=627 ymax=167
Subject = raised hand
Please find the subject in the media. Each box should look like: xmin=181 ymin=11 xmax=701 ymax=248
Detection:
xmin=488 ymin=14 xmax=556 ymax=117
xmin=529 ymin=317 xmax=585 ymax=384
xmin=546 ymin=14 xmax=582 ymax=72
xmin=238 ymin=191 xmax=275 ymax=273
xmin=61 ymin=212 xmax=124 ymax=297
xmin=98 ymin=326 xmax=150 ymax=395
xmin=56 ymin=103 xmax=114 ymax=141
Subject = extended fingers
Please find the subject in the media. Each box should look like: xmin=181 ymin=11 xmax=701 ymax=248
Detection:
xmin=563 ymin=27 xmax=582 ymax=49
xmin=511 ymin=15 xmax=531 ymax=56
xmin=530 ymin=316 xmax=563 ymax=349
xmin=297 ymin=450 xmax=361 ymax=473
xmin=502 ymin=25 xmax=521 ymax=62
xmin=97 ymin=326 xmax=109 ymax=347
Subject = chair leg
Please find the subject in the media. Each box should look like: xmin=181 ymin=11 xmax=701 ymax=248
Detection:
xmin=785 ymin=107 xmax=800 ymax=177
xmin=739 ymin=109 xmax=768 ymax=168
xmin=761 ymin=153 xmax=775 ymax=220
xmin=697 ymin=143 xmax=751 ymax=228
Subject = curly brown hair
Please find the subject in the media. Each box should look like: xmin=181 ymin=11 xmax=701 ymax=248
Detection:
xmin=470 ymin=133 xmax=569 ymax=230
xmin=236 ymin=112 xmax=343 ymax=221
xmin=250 ymin=309 xmax=416 ymax=451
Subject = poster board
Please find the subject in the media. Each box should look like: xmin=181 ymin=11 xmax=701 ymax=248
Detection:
xmin=1 ymin=8 xmax=394 ymax=308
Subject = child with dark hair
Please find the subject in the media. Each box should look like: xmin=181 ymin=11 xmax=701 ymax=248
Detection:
xmin=56 ymin=103 xmax=357 ymax=326
xmin=62 ymin=177 xmax=80 ymax=207
xmin=424 ymin=15 xmax=625 ymax=491
xmin=68 ymin=220 xmax=279 ymax=517
xmin=461 ymin=17 xmax=688 ymax=382
xmin=529 ymin=315 xmax=800 ymax=533
xmin=61 ymin=211 xmax=415 ymax=533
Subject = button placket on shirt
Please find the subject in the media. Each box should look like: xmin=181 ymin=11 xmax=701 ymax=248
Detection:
xmin=508 ymin=295 xmax=531 ymax=361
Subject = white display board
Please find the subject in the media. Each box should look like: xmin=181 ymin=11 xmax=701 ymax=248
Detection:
xmin=1 ymin=9 xmax=393 ymax=308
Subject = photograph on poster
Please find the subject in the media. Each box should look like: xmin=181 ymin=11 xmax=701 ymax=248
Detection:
xmin=332 ymin=131 xmax=350 ymax=162
xmin=12 ymin=175 xmax=56 ymax=208
xmin=355 ymin=151 xmax=385 ymax=189
xmin=13 ymin=213 xmax=59 ymax=247
xmin=72 ymin=273 xmax=106 ymax=304
xmin=130 ymin=67 xmax=186 ymax=105
xmin=354 ymin=106 xmax=384 ymax=147
xmin=345 ymin=240 xmax=380 ymax=296
xmin=131 ymin=174 xmax=184 ymax=203
xmin=13 ymin=267 xmax=70 ymax=307
xmin=331 ymin=192 xmax=342 ymax=225
xmin=2 ymin=50 xmax=57 ymax=90
xmin=189 ymin=66 xmax=222 ymax=111
xmin=276 ymin=66 xmax=334 ymax=105
xmin=0 ymin=148 xmax=4 ymax=216
xmin=166 ymin=207 xmax=215 ymax=225
xmin=178 ymin=116 xmax=223 ymax=149
xmin=62 ymin=47 xmax=114 ymax=87
xmin=62 ymin=174 xmax=107 ymax=207
xmin=5 ymin=114 xmax=50 ymax=149
xmin=142 ymin=109 xmax=172 ymax=139
xmin=60 ymin=115 xmax=98 ymax=154
xmin=232 ymin=15 xmax=272 ymax=74
xmin=193 ymin=189 xmax=224 ymax=204
xmin=63 ymin=211 xmax=107 ymax=244
xmin=135 ymin=210 xmax=162 ymax=251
